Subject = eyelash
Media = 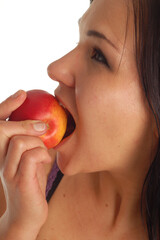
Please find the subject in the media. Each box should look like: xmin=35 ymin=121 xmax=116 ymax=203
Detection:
xmin=91 ymin=48 xmax=110 ymax=68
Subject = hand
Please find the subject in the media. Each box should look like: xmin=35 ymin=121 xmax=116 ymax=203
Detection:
xmin=0 ymin=90 xmax=52 ymax=238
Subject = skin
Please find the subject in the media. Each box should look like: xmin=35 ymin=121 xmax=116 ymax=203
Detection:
xmin=0 ymin=0 xmax=159 ymax=239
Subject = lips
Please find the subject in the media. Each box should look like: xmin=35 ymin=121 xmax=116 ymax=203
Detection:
xmin=55 ymin=96 xmax=76 ymax=140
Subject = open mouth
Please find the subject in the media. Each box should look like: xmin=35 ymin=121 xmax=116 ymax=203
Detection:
xmin=62 ymin=109 xmax=76 ymax=140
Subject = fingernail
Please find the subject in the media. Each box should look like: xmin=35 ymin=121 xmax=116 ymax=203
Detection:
xmin=12 ymin=90 xmax=22 ymax=98
xmin=33 ymin=122 xmax=47 ymax=132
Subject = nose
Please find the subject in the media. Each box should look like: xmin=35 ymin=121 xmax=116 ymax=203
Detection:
xmin=47 ymin=48 xmax=76 ymax=88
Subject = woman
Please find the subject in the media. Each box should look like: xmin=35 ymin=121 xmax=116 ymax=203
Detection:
xmin=0 ymin=0 xmax=160 ymax=239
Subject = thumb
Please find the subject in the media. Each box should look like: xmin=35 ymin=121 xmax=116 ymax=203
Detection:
xmin=0 ymin=90 xmax=27 ymax=120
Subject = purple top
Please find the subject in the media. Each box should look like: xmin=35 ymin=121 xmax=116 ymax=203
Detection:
xmin=45 ymin=160 xmax=60 ymax=197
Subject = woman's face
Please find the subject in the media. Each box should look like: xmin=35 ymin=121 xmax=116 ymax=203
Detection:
xmin=47 ymin=0 xmax=157 ymax=175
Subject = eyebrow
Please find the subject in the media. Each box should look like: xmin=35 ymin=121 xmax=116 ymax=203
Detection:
xmin=78 ymin=18 xmax=119 ymax=52
xmin=87 ymin=30 xmax=118 ymax=52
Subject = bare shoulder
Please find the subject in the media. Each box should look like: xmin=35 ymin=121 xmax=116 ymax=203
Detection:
xmin=37 ymin=174 xmax=80 ymax=239
xmin=37 ymin=173 xmax=149 ymax=240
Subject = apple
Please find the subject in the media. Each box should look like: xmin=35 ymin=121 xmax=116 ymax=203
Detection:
xmin=9 ymin=89 xmax=67 ymax=149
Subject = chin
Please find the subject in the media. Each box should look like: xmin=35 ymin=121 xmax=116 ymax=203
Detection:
xmin=56 ymin=152 xmax=81 ymax=176
xmin=56 ymin=151 xmax=101 ymax=176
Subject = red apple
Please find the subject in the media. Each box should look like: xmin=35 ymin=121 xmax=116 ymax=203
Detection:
xmin=9 ymin=89 xmax=67 ymax=149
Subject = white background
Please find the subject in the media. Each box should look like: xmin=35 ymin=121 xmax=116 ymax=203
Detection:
xmin=0 ymin=0 xmax=89 ymax=102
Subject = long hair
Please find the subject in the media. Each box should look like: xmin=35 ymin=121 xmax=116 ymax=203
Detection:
xmin=89 ymin=0 xmax=160 ymax=239
xmin=133 ymin=0 xmax=160 ymax=239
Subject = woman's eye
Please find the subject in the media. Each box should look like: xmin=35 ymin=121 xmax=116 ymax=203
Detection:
xmin=91 ymin=48 xmax=110 ymax=68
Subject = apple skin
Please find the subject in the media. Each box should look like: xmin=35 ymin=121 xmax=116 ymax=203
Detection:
xmin=9 ymin=89 xmax=67 ymax=149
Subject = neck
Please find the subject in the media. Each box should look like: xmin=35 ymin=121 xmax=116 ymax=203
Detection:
xmin=73 ymin=163 xmax=149 ymax=235
xmin=96 ymin=170 xmax=145 ymax=226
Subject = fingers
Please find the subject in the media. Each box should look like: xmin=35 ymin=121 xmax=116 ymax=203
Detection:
xmin=0 ymin=120 xmax=48 ymax=168
xmin=3 ymin=136 xmax=51 ymax=181
xmin=0 ymin=91 xmax=49 ymax=172
xmin=0 ymin=120 xmax=48 ymax=139
xmin=0 ymin=90 xmax=27 ymax=120
xmin=18 ymin=148 xmax=50 ymax=196
xmin=1 ymin=135 xmax=51 ymax=232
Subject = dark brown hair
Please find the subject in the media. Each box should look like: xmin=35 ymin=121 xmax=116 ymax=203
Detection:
xmin=133 ymin=0 xmax=160 ymax=239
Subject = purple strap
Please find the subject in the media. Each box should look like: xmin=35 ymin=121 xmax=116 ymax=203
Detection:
xmin=45 ymin=160 xmax=59 ymax=197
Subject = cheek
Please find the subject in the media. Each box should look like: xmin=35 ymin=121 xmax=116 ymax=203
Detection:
xmin=76 ymin=81 xmax=118 ymax=160
xmin=75 ymin=78 xmax=152 ymax=169
xmin=76 ymin=78 xmax=129 ymax=139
